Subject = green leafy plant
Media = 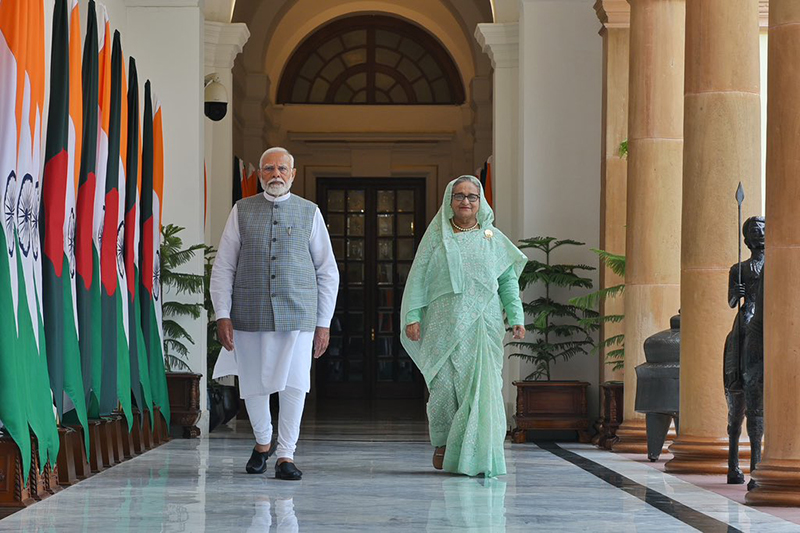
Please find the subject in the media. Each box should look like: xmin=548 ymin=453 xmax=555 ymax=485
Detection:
xmin=619 ymin=139 xmax=628 ymax=158
xmin=160 ymin=224 xmax=204 ymax=372
xmin=570 ymin=249 xmax=625 ymax=372
xmin=508 ymin=237 xmax=597 ymax=381
xmin=204 ymin=245 xmax=222 ymax=382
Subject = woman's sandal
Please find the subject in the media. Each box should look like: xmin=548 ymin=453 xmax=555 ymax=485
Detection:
xmin=432 ymin=447 xmax=446 ymax=470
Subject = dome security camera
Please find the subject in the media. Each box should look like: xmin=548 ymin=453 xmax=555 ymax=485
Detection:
xmin=204 ymin=74 xmax=228 ymax=121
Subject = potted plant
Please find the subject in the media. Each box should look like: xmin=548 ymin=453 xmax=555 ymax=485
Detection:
xmin=507 ymin=237 xmax=597 ymax=443
xmin=570 ymin=249 xmax=626 ymax=448
xmin=160 ymin=224 xmax=204 ymax=438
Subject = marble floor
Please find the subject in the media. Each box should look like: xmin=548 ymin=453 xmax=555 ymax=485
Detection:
xmin=1 ymin=408 xmax=799 ymax=532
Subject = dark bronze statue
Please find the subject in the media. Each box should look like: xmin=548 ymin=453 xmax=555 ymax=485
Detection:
xmin=723 ymin=216 xmax=764 ymax=487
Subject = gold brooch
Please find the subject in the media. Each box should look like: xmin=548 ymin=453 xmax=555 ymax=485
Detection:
xmin=484 ymin=229 xmax=493 ymax=239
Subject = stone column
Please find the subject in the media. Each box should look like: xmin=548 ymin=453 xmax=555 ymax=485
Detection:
xmin=665 ymin=0 xmax=761 ymax=475
xmin=747 ymin=1 xmax=800 ymax=506
xmin=595 ymin=0 xmax=629 ymax=386
xmin=204 ymin=20 xmax=250 ymax=247
xmin=475 ymin=22 xmax=521 ymax=421
xmin=613 ymin=0 xmax=684 ymax=454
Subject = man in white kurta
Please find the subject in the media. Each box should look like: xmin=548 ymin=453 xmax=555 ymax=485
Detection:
xmin=210 ymin=147 xmax=338 ymax=480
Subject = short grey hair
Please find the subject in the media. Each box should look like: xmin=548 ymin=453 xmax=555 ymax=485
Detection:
xmin=453 ymin=175 xmax=481 ymax=189
xmin=259 ymin=147 xmax=295 ymax=169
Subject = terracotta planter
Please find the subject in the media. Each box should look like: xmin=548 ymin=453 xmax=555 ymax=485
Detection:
xmin=511 ymin=380 xmax=591 ymax=443
xmin=166 ymin=372 xmax=202 ymax=438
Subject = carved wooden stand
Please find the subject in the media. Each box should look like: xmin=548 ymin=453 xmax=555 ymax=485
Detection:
xmin=596 ymin=382 xmax=624 ymax=449
xmin=511 ymin=381 xmax=591 ymax=443
xmin=0 ymin=434 xmax=34 ymax=518
xmin=166 ymin=372 xmax=202 ymax=438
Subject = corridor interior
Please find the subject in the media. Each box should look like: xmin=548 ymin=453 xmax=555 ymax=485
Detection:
xmin=2 ymin=403 xmax=800 ymax=532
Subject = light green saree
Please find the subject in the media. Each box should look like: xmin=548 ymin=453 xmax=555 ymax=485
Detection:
xmin=401 ymin=176 xmax=527 ymax=477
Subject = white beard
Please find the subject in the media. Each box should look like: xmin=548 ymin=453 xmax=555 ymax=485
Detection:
xmin=262 ymin=178 xmax=292 ymax=197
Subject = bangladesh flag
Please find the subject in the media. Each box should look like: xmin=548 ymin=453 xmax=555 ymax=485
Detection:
xmin=41 ymin=0 xmax=89 ymax=443
xmin=98 ymin=30 xmax=132 ymax=427
xmin=141 ymin=81 xmax=169 ymax=425
xmin=124 ymin=56 xmax=154 ymax=424
xmin=75 ymin=0 xmax=101 ymax=420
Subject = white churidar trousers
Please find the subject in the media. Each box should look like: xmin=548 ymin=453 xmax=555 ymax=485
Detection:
xmin=245 ymin=386 xmax=306 ymax=460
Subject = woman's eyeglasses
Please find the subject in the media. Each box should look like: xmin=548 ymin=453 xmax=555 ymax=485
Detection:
xmin=451 ymin=193 xmax=480 ymax=203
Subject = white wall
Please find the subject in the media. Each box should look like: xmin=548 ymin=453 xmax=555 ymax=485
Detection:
xmin=518 ymin=0 xmax=603 ymax=419
xmin=77 ymin=0 xmax=208 ymax=433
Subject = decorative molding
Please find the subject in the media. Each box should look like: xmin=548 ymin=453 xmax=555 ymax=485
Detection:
xmin=760 ymin=0 xmax=769 ymax=30
xmin=594 ymin=0 xmax=630 ymax=29
xmin=124 ymin=0 xmax=201 ymax=7
xmin=204 ymin=21 xmax=250 ymax=70
xmin=287 ymin=132 xmax=455 ymax=145
xmin=475 ymin=23 xmax=519 ymax=69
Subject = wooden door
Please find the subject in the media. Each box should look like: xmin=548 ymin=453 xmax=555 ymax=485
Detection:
xmin=317 ymin=178 xmax=426 ymax=399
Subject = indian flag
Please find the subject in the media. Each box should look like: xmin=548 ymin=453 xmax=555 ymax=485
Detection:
xmin=140 ymin=81 xmax=169 ymax=425
xmin=124 ymin=56 xmax=153 ymax=424
xmin=98 ymin=29 xmax=131 ymax=427
xmin=0 ymin=0 xmax=59 ymax=476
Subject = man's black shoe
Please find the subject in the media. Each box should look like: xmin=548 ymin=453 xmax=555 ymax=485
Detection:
xmin=245 ymin=436 xmax=276 ymax=474
xmin=275 ymin=460 xmax=303 ymax=481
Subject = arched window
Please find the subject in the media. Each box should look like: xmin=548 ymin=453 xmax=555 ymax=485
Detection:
xmin=277 ymin=15 xmax=466 ymax=105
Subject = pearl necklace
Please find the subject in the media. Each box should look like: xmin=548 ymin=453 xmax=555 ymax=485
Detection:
xmin=451 ymin=218 xmax=480 ymax=232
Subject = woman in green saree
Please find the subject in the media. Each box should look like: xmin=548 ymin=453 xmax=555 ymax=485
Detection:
xmin=401 ymin=175 xmax=527 ymax=477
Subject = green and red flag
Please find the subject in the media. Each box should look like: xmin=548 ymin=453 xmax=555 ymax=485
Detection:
xmin=98 ymin=30 xmax=132 ymax=426
xmin=41 ymin=0 xmax=89 ymax=441
xmin=124 ymin=56 xmax=154 ymax=423
xmin=75 ymin=0 xmax=101 ymax=419
xmin=140 ymin=82 xmax=169 ymax=425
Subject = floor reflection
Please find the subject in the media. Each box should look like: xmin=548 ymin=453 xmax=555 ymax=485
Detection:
xmin=246 ymin=496 xmax=299 ymax=533
xmin=427 ymin=478 xmax=506 ymax=532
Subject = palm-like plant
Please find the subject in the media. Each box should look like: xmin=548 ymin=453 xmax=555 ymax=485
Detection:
xmin=204 ymin=245 xmax=222 ymax=378
xmin=570 ymin=249 xmax=625 ymax=371
xmin=508 ymin=237 xmax=597 ymax=381
xmin=160 ymin=224 xmax=204 ymax=371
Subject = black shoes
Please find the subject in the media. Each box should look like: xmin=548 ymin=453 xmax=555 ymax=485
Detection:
xmin=246 ymin=434 xmax=277 ymax=474
xmin=275 ymin=460 xmax=303 ymax=481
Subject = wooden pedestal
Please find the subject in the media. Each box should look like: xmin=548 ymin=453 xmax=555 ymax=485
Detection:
xmin=87 ymin=421 xmax=104 ymax=473
xmin=67 ymin=425 xmax=91 ymax=480
xmin=0 ymin=434 xmax=35 ymax=518
xmin=597 ymin=382 xmax=624 ymax=450
xmin=511 ymin=381 xmax=591 ymax=443
xmin=142 ymin=411 xmax=155 ymax=450
xmin=56 ymin=427 xmax=79 ymax=486
xmin=166 ymin=372 xmax=202 ymax=439
xmin=110 ymin=417 xmax=125 ymax=463
xmin=98 ymin=419 xmax=117 ymax=468
xmin=132 ymin=412 xmax=146 ymax=454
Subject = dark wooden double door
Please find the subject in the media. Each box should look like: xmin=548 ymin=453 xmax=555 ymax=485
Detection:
xmin=317 ymin=178 xmax=426 ymax=400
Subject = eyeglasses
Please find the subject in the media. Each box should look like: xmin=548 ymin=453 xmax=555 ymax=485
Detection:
xmin=451 ymin=193 xmax=480 ymax=203
xmin=260 ymin=165 xmax=292 ymax=175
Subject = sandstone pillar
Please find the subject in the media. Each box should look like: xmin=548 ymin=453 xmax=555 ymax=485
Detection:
xmin=613 ymin=0 xmax=684 ymax=454
xmin=595 ymin=0 xmax=629 ymax=386
xmin=665 ymin=0 xmax=762 ymax=475
xmin=747 ymin=1 xmax=800 ymax=506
